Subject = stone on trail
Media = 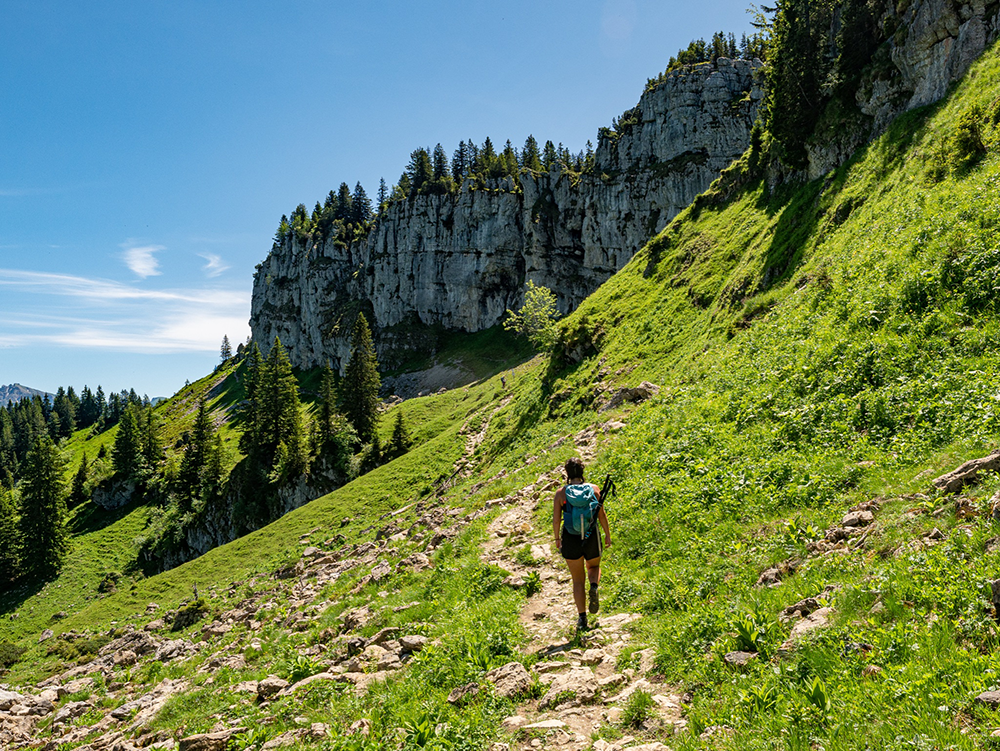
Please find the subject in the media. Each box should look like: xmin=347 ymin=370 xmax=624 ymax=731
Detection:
xmin=540 ymin=667 xmax=600 ymax=708
xmin=522 ymin=718 xmax=568 ymax=730
xmin=484 ymin=661 xmax=533 ymax=699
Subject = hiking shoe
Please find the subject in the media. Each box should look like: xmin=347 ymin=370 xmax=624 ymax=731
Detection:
xmin=576 ymin=613 xmax=588 ymax=631
xmin=588 ymin=583 xmax=600 ymax=614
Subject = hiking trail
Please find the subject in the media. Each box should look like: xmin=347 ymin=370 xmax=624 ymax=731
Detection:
xmin=479 ymin=426 xmax=682 ymax=751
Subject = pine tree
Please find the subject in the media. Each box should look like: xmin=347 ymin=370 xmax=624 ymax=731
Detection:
xmin=69 ymin=453 xmax=88 ymax=508
xmin=262 ymin=338 xmax=307 ymax=477
xmin=522 ymin=135 xmax=542 ymax=171
xmin=376 ymin=178 xmax=388 ymax=216
xmin=203 ymin=433 xmax=225 ymax=503
xmin=343 ymin=313 xmax=381 ymax=444
xmin=408 ymin=148 xmax=433 ymax=193
xmin=335 ymin=183 xmax=353 ymax=222
xmin=0 ymin=409 xmax=15 ymax=483
xmin=18 ymin=434 xmax=67 ymax=578
xmin=177 ymin=397 xmax=212 ymax=510
xmin=432 ymin=143 xmax=450 ymax=180
xmin=220 ymin=335 xmax=232 ymax=363
xmin=0 ymin=485 xmax=20 ymax=584
xmin=112 ymin=404 xmax=142 ymax=480
xmin=238 ymin=342 xmax=265 ymax=458
xmin=388 ymin=411 xmax=412 ymax=459
xmin=542 ymin=140 xmax=558 ymax=170
xmin=352 ymin=182 xmax=373 ymax=226
xmin=452 ymin=141 xmax=469 ymax=182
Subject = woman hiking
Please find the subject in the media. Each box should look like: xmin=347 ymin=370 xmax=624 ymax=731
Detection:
xmin=553 ymin=456 xmax=611 ymax=631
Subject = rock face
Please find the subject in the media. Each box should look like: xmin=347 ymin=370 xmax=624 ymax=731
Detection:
xmin=808 ymin=0 xmax=1000 ymax=177
xmin=250 ymin=60 xmax=764 ymax=373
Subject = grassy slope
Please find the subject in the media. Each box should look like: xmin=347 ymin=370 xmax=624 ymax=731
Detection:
xmin=510 ymin=43 xmax=1000 ymax=749
xmin=7 ymin=43 xmax=1000 ymax=751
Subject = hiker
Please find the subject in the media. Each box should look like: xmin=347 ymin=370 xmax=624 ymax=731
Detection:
xmin=501 ymin=374 xmax=507 ymax=389
xmin=553 ymin=456 xmax=611 ymax=631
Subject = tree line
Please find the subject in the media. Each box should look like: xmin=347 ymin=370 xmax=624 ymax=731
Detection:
xmin=270 ymin=135 xmax=597 ymax=250
xmin=139 ymin=312 xmax=411 ymax=566
xmin=0 ymin=312 xmax=413 ymax=587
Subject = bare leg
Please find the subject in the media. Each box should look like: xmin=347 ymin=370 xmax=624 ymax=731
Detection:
xmin=565 ymin=556 xmax=587 ymax=614
xmin=586 ymin=556 xmax=601 ymax=587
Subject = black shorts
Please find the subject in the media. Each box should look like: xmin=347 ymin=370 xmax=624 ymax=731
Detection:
xmin=562 ymin=529 xmax=602 ymax=561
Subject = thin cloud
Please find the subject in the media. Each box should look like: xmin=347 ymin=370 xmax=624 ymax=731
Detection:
xmin=199 ymin=253 xmax=230 ymax=278
xmin=0 ymin=267 xmax=250 ymax=354
xmin=121 ymin=243 xmax=164 ymax=278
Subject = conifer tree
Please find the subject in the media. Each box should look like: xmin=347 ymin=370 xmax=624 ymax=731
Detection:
xmin=177 ymin=397 xmax=212 ymax=510
xmin=376 ymin=178 xmax=388 ymax=216
xmin=343 ymin=313 xmax=381 ymax=444
xmin=352 ymin=182 xmax=373 ymax=225
xmin=542 ymin=140 xmax=558 ymax=170
xmin=220 ymin=335 xmax=232 ymax=363
xmin=408 ymin=148 xmax=433 ymax=193
xmin=262 ymin=338 xmax=307 ymax=477
xmin=452 ymin=141 xmax=469 ymax=182
xmin=522 ymin=135 xmax=542 ymax=171
xmin=203 ymin=433 xmax=225 ymax=503
xmin=18 ymin=434 xmax=67 ymax=578
xmin=0 ymin=409 xmax=15 ymax=483
xmin=112 ymin=403 xmax=142 ymax=480
xmin=0 ymin=485 xmax=20 ymax=584
xmin=69 ymin=453 xmax=89 ymax=508
xmin=432 ymin=143 xmax=450 ymax=180
xmin=388 ymin=410 xmax=412 ymax=459
xmin=335 ymin=183 xmax=353 ymax=221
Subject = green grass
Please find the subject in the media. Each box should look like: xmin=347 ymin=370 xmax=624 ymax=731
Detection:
xmin=6 ymin=36 xmax=1000 ymax=751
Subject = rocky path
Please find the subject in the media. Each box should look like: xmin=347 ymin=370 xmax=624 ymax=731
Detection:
xmin=478 ymin=428 xmax=682 ymax=751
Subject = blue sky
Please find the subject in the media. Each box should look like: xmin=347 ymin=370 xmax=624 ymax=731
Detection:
xmin=0 ymin=1 xmax=757 ymax=399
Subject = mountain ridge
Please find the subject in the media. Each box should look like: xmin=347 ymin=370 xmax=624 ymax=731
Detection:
xmin=0 ymin=383 xmax=52 ymax=407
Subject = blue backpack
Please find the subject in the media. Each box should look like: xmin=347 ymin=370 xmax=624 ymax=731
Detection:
xmin=564 ymin=484 xmax=600 ymax=540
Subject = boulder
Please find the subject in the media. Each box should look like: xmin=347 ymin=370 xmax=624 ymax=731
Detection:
xmin=0 ymin=689 xmax=26 ymax=711
xmin=257 ymin=675 xmax=289 ymax=701
xmin=932 ymin=450 xmax=1000 ymax=494
xmin=539 ymin=667 xmax=600 ymax=708
xmin=399 ymin=634 xmax=427 ymax=653
xmin=484 ymin=661 xmax=533 ymax=699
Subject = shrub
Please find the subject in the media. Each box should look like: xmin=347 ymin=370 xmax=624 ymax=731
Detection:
xmin=0 ymin=641 xmax=26 ymax=670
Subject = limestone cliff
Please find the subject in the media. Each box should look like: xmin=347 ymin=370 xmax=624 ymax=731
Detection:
xmin=807 ymin=0 xmax=1000 ymax=177
xmin=250 ymin=59 xmax=764 ymax=374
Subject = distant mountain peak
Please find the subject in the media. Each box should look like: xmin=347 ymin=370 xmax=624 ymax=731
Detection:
xmin=0 ymin=383 xmax=52 ymax=407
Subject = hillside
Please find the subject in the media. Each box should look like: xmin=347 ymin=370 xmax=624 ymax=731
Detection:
xmin=6 ymin=17 xmax=1000 ymax=751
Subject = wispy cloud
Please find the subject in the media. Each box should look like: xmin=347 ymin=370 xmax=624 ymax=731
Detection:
xmin=199 ymin=253 xmax=230 ymax=278
xmin=121 ymin=243 xmax=164 ymax=278
xmin=0 ymin=268 xmax=250 ymax=354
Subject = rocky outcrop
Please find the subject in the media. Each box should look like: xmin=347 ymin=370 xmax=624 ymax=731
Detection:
xmin=808 ymin=0 xmax=1000 ymax=177
xmin=251 ymin=60 xmax=764 ymax=373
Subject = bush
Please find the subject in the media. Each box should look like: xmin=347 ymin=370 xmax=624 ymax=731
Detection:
xmin=0 ymin=640 xmax=26 ymax=670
